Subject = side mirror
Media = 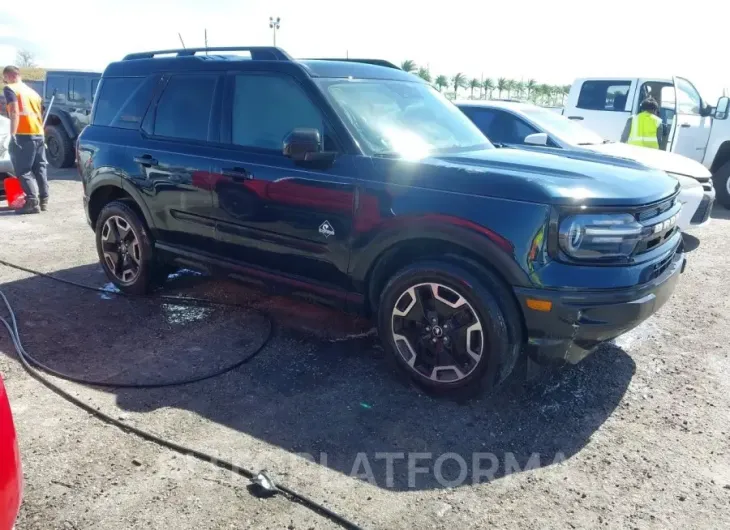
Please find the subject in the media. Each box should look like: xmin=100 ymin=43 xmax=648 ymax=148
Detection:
xmin=524 ymin=132 xmax=549 ymax=146
xmin=714 ymin=97 xmax=729 ymax=120
xmin=283 ymin=128 xmax=335 ymax=165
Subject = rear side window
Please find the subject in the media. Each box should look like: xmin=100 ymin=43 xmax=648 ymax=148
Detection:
xmin=153 ymin=74 xmax=217 ymax=142
xmin=93 ymin=76 xmax=158 ymax=129
xmin=577 ymin=81 xmax=631 ymax=112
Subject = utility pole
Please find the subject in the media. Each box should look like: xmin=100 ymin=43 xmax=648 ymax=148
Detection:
xmin=204 ymin=29 xmax=208 ymax=55
xmin=269 ymin=17 xmax=281 ymax=46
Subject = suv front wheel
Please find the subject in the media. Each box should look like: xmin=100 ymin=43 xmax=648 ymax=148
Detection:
xmin=378 ymin=260 xmax=522 ymax=396
xmin=95 ymin=201 xmax=163 ymax=295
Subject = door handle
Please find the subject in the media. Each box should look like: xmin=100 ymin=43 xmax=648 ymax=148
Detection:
xmin=680 ymin=123 xmax=691 ymax=128
xmin=567 ymin=116 xmax=584 ymax=120
xmin=134 ymin=155 xmax=158 ymax=166
xmin=222 ymin=167 xmax=253 ymax=180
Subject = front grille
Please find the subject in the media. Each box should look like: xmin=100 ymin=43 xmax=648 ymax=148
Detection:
xmin=633 ymin=196 xmax=682 ymax=255
xmin=637 ymin=196 xmax=676 ymax=222
xmin=691 ymin=194 xmax=713 ymax=224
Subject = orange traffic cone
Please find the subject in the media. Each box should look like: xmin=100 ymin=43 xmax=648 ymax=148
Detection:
xmin=3 ymin=177 xmax=25 ymax=209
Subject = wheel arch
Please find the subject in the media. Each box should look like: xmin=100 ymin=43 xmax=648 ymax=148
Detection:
xmin=710 ymin=141 xmax=730 ymax=173
xmin=88 ymin=181 xmax=154 ymax=232
xmin=360 ymin=227 xmax=529 ymax=315
xmin=44 ymin=111 xmax=76 ymax=139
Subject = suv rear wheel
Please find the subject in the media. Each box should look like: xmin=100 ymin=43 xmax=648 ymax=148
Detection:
xmin=377 ymin=260 xmax=522 ymax=395
xmin=45 ymin=125 xmax=75 ymax=168
xmin=95 ymin=200 xmax=163 ymax=295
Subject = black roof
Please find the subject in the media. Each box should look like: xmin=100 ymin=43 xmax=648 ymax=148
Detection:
xmin=105 ymin=46 xmax=420 ymax=83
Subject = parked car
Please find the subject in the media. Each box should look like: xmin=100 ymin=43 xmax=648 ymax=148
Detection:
xmin=79 ymin=47 xmax=686 ymax=394
xmin=0 ymin=373 xmax=22 ymax=530
xmin=456 ymin=100 xmax=713 ymax=230
xmin=562 ymin=76 xmax=730 ymax=208
xmin=40 ymin=70 xmax=101 ymax=169
xmin=0 ymin=115 xmax=13 ymax=198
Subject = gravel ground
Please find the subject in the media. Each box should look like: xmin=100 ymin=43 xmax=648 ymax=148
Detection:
xmin=1 ymin=169 xmax=729 ymax=529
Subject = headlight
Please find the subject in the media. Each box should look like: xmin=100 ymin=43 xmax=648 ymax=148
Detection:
xmin=558 ymin=213 xmax=643 ymax=260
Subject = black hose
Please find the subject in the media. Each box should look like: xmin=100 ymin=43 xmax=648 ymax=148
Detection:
xmin=0 ymin=259 xmax=364 ymax=530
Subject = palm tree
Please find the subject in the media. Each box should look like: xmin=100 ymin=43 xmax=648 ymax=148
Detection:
xmin=482 ymin=78 xmax=495 ymax=99
xmin=505 ymin=79 xmax=515 ymax=99
xmin=435 ymin=75 xmax=449 ymax=92
xmin=417 ymin=67 xmax=432 ymax=83
xmin=452 ymin=73 xmax=467 ymax=99
xmin=561 ymin=84 xmax=571 ymax=105
xmin=469 ymin=78 xmax=481 ymax=99
xmin=551 ymin=86 xmax=563 ymax=107
xmin=496 ymin=77 xmax=507 ymax=99
xmin=537 ymin=84 xmax=551 ymax=106
xmin=526 ymin=79 xmax=537 ymax=102
xmin=513 ymin=81 xmax=525 ymax=101
xmin=400 ymin=60 xmax=417 ymax=73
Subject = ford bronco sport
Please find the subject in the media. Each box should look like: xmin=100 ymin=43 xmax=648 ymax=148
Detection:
xmin=78 ymin=47 xmax=686 ymax=394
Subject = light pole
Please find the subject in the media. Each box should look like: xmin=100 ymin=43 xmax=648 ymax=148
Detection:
xmin=269 ymin=16 xmax=281 ymax=46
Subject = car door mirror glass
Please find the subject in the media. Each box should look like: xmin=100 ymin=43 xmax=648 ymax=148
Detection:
xmin=283 ymin=128 xmax=321 ymax=160
xmin=714 ymin=96 xmax=729 ymax=120
xmin=524 ymin=132 xmax=548 ymax=146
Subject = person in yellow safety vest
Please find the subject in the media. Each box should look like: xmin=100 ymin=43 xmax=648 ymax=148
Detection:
xmin=2 ymin=65 xmax=48 ymax=214
xmin=620 ymin=96 xmax=663 ymax=149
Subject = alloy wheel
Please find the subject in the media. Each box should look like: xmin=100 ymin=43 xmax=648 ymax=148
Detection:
xmin=101 ymin=215 xmax=142 ymax=284
xmin=391 ymin=282 xmax=484 ymax=383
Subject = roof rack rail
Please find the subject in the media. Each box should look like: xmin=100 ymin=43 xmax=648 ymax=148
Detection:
xmin=306 ymin=58 xmax=402 ymax=70
xmin=123 ymin=47 xmax=293 ymax=61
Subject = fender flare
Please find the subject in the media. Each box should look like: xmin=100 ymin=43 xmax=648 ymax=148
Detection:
xmin=45 ymin=111 xmax=77 ymax=139
xmin=87 ymin=176 xmax=156 ymax=233
xmin=350 ymin=218 xmax=530 ymax=307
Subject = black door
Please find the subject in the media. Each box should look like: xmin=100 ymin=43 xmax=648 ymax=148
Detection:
xmin=130 ymin=73 xmax=223 ymax=254
xmin=207 ymin=71 xmax=359 ymax=293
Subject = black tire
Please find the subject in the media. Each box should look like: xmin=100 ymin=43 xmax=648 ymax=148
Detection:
xmin=44 ymin=125 xmax=75 ymax=168
xmin=95 ymin=200 xmax=162 ymax=295
xmin=377 ymin=259 xmax=523 ymax=396
xmin=713 ymin=160 xmax=730 ymax=209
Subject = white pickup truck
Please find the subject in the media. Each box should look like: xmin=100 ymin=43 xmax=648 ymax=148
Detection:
xmin=563 ymin=77 xmax=730 ymax=208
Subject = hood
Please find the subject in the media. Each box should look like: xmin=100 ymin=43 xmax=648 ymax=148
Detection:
xmin=589 ymin=142 xmax=712 ymax=180
xmin=380 ymin=147 xmax=679 ymax=207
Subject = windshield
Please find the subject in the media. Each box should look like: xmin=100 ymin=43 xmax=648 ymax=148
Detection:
xmin=522 ymin=107 xmax=606 ymax=146
xmin=317 ymin=78 xmax=492 ymax=158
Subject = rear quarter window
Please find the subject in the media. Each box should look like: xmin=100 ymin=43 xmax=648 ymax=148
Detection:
xmin=93 ymin=76 xmax=158 ymax=129
xmin=577 ymin=80 xmax=631 ymax=112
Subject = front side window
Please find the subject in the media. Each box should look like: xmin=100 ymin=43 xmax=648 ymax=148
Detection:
xmin=45 ymin=77 xmax=67 ymax=104
xmin=490 ymin=111 xmax=539 ymax=144
xmin=460 ymin=107 xmax=498 ymax=138
xmin=675 ymin=78 xmax=701 ymax=115
xmin=231 ymin=74 xmax=326 ymax=151
xmin=577 ymin=81 xmax=631 ymax=112
xmin=317 ymin=78 xmax=491 ymax=158
xmin=153 ymin=74 xmax=217 ymax=141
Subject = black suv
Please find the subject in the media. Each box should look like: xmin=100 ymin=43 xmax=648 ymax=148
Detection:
xmin=42 ymin=70 xmax=101 ymax=168
xmin=78 ymin=47 xmax=686 ymax=395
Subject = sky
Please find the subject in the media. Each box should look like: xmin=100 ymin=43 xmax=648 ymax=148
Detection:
xmin=1 ymin=0 xmax=729 ymax=101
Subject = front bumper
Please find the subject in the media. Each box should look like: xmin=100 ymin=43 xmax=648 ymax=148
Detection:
xmin=514 ymin=247 xmax=686 ymax=365
xmin=689 ymin=187 xmax=715 ymax=227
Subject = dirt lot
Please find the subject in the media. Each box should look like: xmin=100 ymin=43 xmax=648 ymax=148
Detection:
xmin=1 ymin=169 xmax=729 ymax=529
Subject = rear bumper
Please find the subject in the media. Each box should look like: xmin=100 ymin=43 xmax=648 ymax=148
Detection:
xmin=514 ymin=247 xmax=686 ymax=365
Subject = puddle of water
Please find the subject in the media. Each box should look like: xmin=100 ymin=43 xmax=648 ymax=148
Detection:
xmin=167 ymin=268 xmax=204 ymax=280
xmin=161 ymin=303 xmax=212 ymax=325
xmin=100 ymin=282 xmax=120 ymax=300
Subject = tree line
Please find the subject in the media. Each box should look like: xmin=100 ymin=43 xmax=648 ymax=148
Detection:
xmin=400 ymin=60 xmax=570 ymax=108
